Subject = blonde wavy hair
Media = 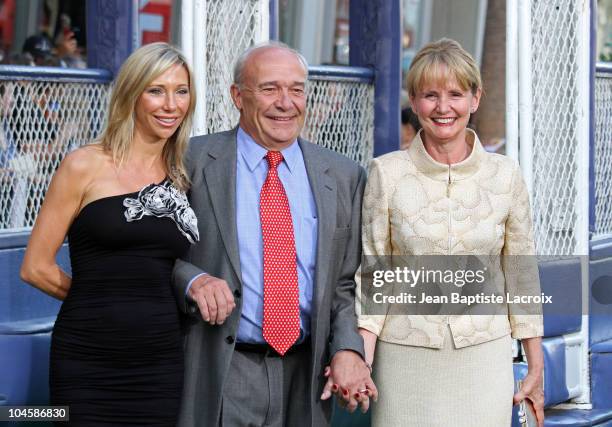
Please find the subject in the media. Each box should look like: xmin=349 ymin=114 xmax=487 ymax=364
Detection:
xmin=406 ymin=38 xmax=482 ymax=97
xmin=98 ymin=42 xmax=196 ymax=191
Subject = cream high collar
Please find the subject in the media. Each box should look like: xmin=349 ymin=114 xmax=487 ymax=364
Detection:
xmin=407 ymin=128 xmax=486 ymax=182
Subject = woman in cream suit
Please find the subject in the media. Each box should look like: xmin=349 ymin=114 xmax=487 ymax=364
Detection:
xmin=357 ymin=39 xmax=544 ymax=426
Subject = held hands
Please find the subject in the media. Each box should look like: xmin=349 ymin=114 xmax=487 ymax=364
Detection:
xmin=320 ymin=350 xmax=378 ymax=413
xmin=188 ymin=274 xmax=236 ymax=325
xmin=513 ymin=371 xmax=545 ymax=427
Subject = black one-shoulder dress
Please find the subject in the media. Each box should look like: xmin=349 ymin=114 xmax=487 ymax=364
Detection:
xmin=50 ymin=180 xmax=199 ymax=426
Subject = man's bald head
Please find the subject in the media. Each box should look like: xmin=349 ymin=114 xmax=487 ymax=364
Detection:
xmin=233 ymin=41 xmax=309 ymax=87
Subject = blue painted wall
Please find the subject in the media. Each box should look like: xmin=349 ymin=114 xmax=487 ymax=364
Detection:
xmin=349 ymin=0 xmax=401 ymax=156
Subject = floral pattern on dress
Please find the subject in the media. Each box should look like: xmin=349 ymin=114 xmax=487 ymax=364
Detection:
xmin=123 ymin=180 xmax=199 ymax=244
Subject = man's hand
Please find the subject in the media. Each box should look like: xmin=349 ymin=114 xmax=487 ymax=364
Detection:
xmin=513 ymin=372 xmax=544 ymax=427
xmin=188 ymin=274 xmax=236 ymax=325
xmin=320 ymin=350 xmax=378 ymax=413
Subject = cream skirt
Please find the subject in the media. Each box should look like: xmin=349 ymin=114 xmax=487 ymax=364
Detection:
xmin=371 ymin=327 xmax=514 ymax=427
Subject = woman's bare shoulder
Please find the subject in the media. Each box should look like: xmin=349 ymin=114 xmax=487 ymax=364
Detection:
xmin=60 ymin=144 xmax=109 ymax=176
xmin=53 ymin=144 xmax=112 ymax=198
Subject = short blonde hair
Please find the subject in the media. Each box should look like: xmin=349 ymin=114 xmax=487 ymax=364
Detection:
xmin=99 ymin=42 xmax=196 ymax=191
xmin=406 ymin=38 xmax=482 ymax=97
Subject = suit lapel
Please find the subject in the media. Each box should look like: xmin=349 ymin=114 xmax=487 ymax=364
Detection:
xmin=202 ymin=130 xmax=242 ymax=287
xmin=299 ymin=140 xmax=336 ymax=316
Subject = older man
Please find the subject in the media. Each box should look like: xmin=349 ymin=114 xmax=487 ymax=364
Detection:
xmin=173 ymin=42 xmax=375 ymax=427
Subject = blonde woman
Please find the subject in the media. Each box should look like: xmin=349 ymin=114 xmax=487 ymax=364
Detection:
xmin=21 ymin=43 xmax=198 ymax=426
xmin=357 ymin=39 xmax=544 ymax=426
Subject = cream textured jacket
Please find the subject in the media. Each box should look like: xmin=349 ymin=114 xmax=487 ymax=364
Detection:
xmin=357 ymin=130 xmax=544 ymax=349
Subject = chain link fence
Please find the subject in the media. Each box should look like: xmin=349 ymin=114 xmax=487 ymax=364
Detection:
xmin=0 ymin=68 xmax=374 ymax=233
xmin=302 ymin=73 xmax=374 ymax=168
xmin=594 ymin=67 xmax=612 ymax=237
xmin=201 ymin=2 xmax=374 ymax=167
xmin=0 ymin=77 xmax=110 ymax=231
xmin=204 ymin=0 xmax=263 ymax=134
xmin=530 ymin=0 xmax=582 ymax=256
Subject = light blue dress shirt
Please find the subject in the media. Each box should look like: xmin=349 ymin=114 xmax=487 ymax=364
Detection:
xmin=235 ymin=128 xmax=318 ymax=344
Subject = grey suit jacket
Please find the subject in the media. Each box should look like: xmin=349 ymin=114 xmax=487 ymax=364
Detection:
xmin=173 ymin=128 xmax=366 ymax=427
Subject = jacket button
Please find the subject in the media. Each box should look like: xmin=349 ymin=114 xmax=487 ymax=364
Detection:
xmin=233 ymin=289 xmax=241 ymax=298
xmin=225 ymin=336 xmax=235 ymax=344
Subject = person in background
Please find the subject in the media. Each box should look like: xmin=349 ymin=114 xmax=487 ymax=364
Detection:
xmin=20 ymin=42 xmax=198 ymax=426
xmin=19 ymin=28 xmax=85 ymax=69
xmin=357 ymin=38 xmax=544 ymax=427
xmin=6 ymin=30 xmax=86 ymax=226
xmin=21 ymin=34 xmax=59 ymax=66
xmin=54 ymin=29 xmax=86 ymax=69
xmin=53 ymin=13 xmax=86 ymax=69
xmin=400 ymin=106 xmax=421 ymax=150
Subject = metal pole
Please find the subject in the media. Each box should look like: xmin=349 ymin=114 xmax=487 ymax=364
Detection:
xmin=257 ymin=0 xmax=270 ymax=43
xmin=180 ymin=0 xmax=193 ymax=64
xmin=589 ymin=0 xmax=598 ymax=241
xmin=574 ymin=0 xmax=594 ymax=405
xmin=576 ymin=0 xmax=592 ymax=259
xmin=505 ymin=0 xmax=519 ymax=162
xmin=181 ymin=0 xmax=207 ymax=136
xmin=269 ymin=0 xmax=278 ymax=40
xmin=193 ymin=0 xmax=208 ymax=136
xmin=518 ymin=0 xmax=533 ymax=196
xmin=474 ymin=0 xmax=488 ymax=67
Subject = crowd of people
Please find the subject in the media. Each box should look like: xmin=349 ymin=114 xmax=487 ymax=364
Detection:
xmin=19 ymin=38 xmax=544 ymax=427
xmin=10 ymin=30 xmax=86 ymax=68
xmin=0 ymin=57 xmax=85 ymax=229
xmin=0 ymin=12 xmax=87 ymax=229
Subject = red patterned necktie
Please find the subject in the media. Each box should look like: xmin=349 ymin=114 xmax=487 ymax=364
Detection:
xmin=260 ymin=151 xmax=300 ymax=355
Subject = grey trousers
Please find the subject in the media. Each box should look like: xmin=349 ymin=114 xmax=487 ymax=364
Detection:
xmin=220 ymin=347 xmax=312 ymax=427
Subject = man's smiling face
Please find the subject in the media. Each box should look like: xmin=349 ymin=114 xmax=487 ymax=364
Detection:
xmin=231 ymin=47 xmax=307 ymax=150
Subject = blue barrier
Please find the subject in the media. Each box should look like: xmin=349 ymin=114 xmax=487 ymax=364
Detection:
xmin=541 ymin=336 xmax=571 ymax=408
xmin=591 ymin=236 xmax=612 ymax=261
xmin=0 ymin=232 xmax=30 ymax=251
xmin=589 ymin=253 xmax=612 ymax=347
xmin=591 ymin=340 xmax=612 ymax=410
xmin=308 ymin=65 xmax=375 ymax=83
xmin=0 ymin=65 xmax=112 ymax=83
xmin=0 ymin=244 xmax=69 ymax=407
xmin=539 ymin=258 xmax=583 ymax=337
xmin=596 ymin=62 xmax=612 ymax=74
xmin=545 ymin=409 xmax=612 ymax=426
